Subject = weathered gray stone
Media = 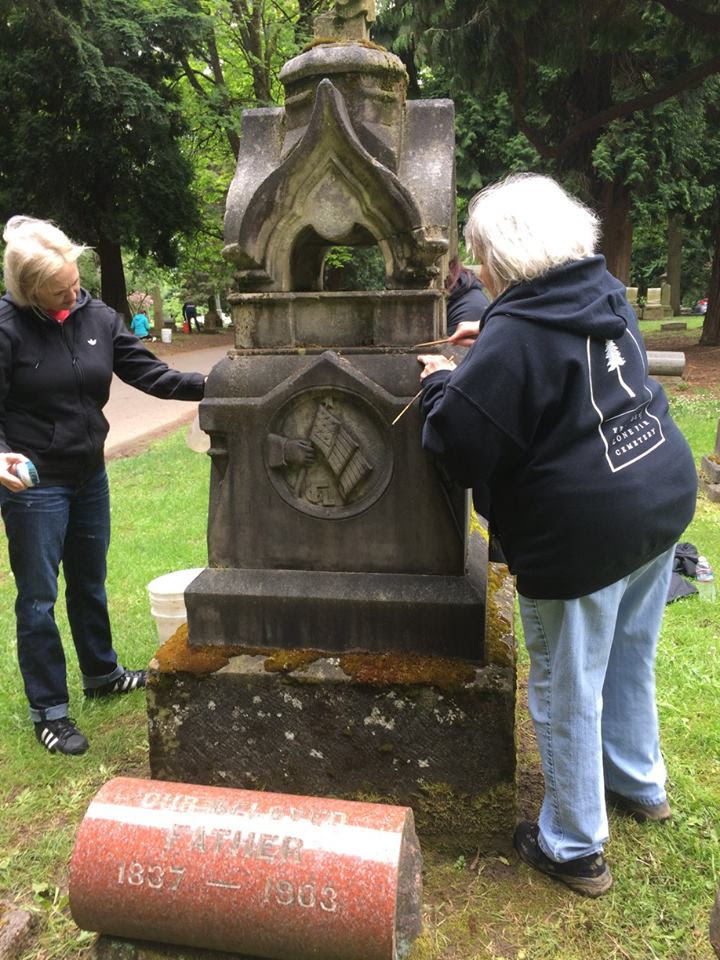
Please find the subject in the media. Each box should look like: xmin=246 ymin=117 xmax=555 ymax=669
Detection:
xmin=711 ymin=888 xmax=720 ymax=958
xmin=224 ymin=64 xmax=454 ymax=289
xmin=314 ymin=0 xmax=375 ymax=41
xmin=702 ymin=454 xmax=720 ymax=485
xmin=0 ymin=905 xmax=34 ymax=960
xmin=660 ymin=321 xmax=687 ymax=331
xmin=229 ymin=290 xmax=443 ymax=349
xmin=147 ymin=643 xmax=515 ymax=856
xmin=642 ymin=287 xmax=672 ymax=321
xmin=94 ymin=935 xmax=259 ymax=959
xmin=646 ymin=350 xmax=685 ymax=376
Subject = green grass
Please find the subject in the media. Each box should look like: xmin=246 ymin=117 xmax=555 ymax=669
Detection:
xmin=0 ymin=394 xmax=719 ymax=959
xmin=640 ymin=316 xmax=706 ymax=344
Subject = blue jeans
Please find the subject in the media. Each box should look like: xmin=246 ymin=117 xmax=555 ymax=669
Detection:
xmin=1 ymin=468 xmax=123 ymax=722
xmin=518 ymin=546 xmax=674 ymax=862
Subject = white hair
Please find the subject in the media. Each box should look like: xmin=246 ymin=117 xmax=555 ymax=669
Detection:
xmin=463 ymin=174 xmax=601 ymax=295
xmin=2 ymin=216 xmax=87 ymax=307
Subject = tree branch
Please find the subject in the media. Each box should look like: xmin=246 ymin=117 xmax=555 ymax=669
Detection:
xmin=655 ymin=0 xmax=720 ymax=33
xmin=506 ymin=30 xmax=556 ymax=161
xmin=179 ymin=55 xmax=211 ymax=99
xmin=554 ymin=52 xmax=720 ymax=157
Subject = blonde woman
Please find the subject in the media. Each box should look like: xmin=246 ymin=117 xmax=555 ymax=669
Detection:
xmin=0 ymin=216 xmax=205 ymax=756
xmin=418 ymin=174 xmax=697 ymax=896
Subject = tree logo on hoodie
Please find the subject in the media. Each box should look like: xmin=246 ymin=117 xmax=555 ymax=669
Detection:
xmin=604 ymin=340 xmax=636 ymax=398
xmin=588 ymin=330 xmax=665 ymax=473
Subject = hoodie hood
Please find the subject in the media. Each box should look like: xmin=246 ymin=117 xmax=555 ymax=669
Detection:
xmin=485 ymin=255 xmax=629 ymax=340
xmin=448 ymin=269 xmax=485 ymax=302
xmin=2 ymin=287 xmax=91 ymax=318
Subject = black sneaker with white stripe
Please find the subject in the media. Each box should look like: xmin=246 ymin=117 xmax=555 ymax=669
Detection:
xmin=84 ymin=668 xmax=147 ymax=699
xmin=34 ymin=717 xmax=89 ymax=755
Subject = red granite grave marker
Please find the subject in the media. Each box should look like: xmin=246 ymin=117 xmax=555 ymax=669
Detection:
xmin=70 ymin=777 xmax=422 ymax=960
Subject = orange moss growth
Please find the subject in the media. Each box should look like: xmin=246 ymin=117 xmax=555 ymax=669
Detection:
xmin=338 ymin=651 xmax=476 ymax=691
xmin=263 ymin=649 xmax=324 ymax=672
xmin=152 ymin=626 xmax=324 ymax=676
xmin=153 ymin=629 xmax=481 ymax=691
xmin=153 ymin=625 xmax=236 ymax=675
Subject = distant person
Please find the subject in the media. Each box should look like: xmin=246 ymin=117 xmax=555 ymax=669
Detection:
xmin=418 ymin=174 xmax=697 ymax=897
xmin=131 ymin=310 xmax=152 ymax=340
xmin=445 ymin=257 xmax=490 ymax=336
xmin=182 ymin=300 xmax=199 ymax=333
xmin=0 ymin=216 xmax=206 ymax=756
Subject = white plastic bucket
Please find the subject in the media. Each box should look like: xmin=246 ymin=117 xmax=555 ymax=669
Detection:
xmin=160 ymin=327 xmax=173 ymax=344
xmin=147 ymin=568 xmax=204 ymax=643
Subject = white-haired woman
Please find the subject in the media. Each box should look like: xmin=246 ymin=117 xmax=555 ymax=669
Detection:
xmin=0 ymin=216 xmax=205 ymax=756
xmin=418 ymin=174 xmax=697 ymax=897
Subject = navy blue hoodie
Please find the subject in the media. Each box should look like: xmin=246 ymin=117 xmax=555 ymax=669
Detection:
xmin=0 ymin=290 xmax=205 ymax=485
xmin=421 ymin=256 xmax=697 ymax=599
xmin=446 ymin=272 xmax=490 ymax=335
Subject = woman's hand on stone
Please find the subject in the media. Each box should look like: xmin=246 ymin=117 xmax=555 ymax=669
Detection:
xmin=446 ymin=320 xmax=480 ymax=347
xmin=0 ymin=452 xmax=31 ymax=492
xmin=417 ymin=354 xmax=457 ymax=380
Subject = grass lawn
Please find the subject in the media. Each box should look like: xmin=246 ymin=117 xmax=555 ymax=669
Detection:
xmin=0 ymin=379 xmax=719 ymax=959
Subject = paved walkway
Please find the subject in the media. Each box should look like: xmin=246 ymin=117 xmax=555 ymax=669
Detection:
xmin=105 ymin=344 xmax=230 ymax=459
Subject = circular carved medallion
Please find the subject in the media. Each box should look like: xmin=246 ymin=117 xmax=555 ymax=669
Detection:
xmin=264 ymin=387 xmax=393 ymax=519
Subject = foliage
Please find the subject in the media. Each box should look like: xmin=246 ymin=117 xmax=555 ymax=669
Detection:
xmin=376 ymin=0 xmax=720 ymax=284
xmin=0 ymin=0 xmax=205 ymax=300
xmin=323 ymin=245 xmax=386 ymax=290
xmin=166 ymin=0 xmax=333 ymax=301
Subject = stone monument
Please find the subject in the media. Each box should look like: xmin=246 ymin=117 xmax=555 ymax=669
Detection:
xmin=147 ymin=0 xmax=516 ymax=856
xmin=643 ymin=286 xmax=672 ymax=321
xmin=701 ymin=420 xmax=720 ymax=503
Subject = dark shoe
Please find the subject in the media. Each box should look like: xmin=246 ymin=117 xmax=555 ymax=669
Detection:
xmin=84 ymin=668 xmax=147 ymax=699
xmin=513 ymin=821 xmax=613 ymax=898
xmin=606 ymin=789 xmax=671 ymax=823
xmin=34 ymin=717 xmax=89 ymax=755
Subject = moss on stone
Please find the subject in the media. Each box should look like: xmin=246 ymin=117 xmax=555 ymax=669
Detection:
xmin=153 ymin=632 xmax=485 ymax=692
xmin=152 ymin=627 xmax=325 ymax=677
xmin=484 ymin=562 xmax=516 ymax=669
xmin=338 ymin=651 xmax=476 ymax=691
xmin=410 ymin=781 xmax=517 ymax=857
xmin=304 ymin=37 xmax=387 ymax=52
xmin=263 ymin=649 xmax=324 ymax=672
xmin=152 ymin=625 xmax=234 ymax=675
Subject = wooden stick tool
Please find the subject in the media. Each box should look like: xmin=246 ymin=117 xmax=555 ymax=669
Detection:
xmin=412 ymin=337 xmax=451 ymax=348
xmin=391 ymin=389 xmax=423 ymax=426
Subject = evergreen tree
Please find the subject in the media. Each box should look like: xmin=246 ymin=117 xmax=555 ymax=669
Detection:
xmin=0 ymin=0 xmax=206 ymax=316
xmin=376 ymin=0 xmax=720 ymax=282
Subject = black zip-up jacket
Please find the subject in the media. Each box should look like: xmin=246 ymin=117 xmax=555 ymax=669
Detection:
xmin=421 ymin=256 xmax=697 ymax=599
xmin=0 ymin=290 xmax=205 ymax=485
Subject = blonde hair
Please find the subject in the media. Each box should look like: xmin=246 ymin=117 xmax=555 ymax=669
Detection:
xmin=3 ymin=216 xmax=87 ymax=307
xmin=463 ymin=174 xmax=601 ymax=295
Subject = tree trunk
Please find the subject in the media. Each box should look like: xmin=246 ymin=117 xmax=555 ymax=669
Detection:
xmin=599 ymin=178 xmax=632 ymax=283
xmin=666 ymin=213 xmax=683 ymax=316
xmin=699 ymin=207 xmax=720 ymax=346
xmin=97 ymin=231 xmax=130 ymax=319
xmin=151 ymin=285 xmax=164 ymax=335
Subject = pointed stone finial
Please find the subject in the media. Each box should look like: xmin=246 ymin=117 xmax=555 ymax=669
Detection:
xmin=314 ymin=0 xmax=376 ymax=42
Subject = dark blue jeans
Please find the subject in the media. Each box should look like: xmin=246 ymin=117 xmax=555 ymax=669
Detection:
xmin=1 ymin=467 xmax=123 ymax=721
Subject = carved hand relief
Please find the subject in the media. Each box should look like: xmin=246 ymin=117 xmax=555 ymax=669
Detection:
xmin=265 ymin=388 xmax=393 ymax=519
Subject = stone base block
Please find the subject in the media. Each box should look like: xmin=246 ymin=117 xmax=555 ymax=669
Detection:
xmin=701 ymin=479 xmax=720 ymax=503
xmin=0 ymin=904 xmax=35 ymax=960
xmin=186 ymin=568 xmax=486 ymax=660
xmin=147 ymin=633 xmax=516 ymax=856
xmin=711 ymin=888 xmax=720 ymax=958
xmin=660 ymin=321 xmax=687 ymax=330
xmin=702 ymin=454 xmax=720 ymax=486
xmin=93 ymin=936 xmax=258 ymax=960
